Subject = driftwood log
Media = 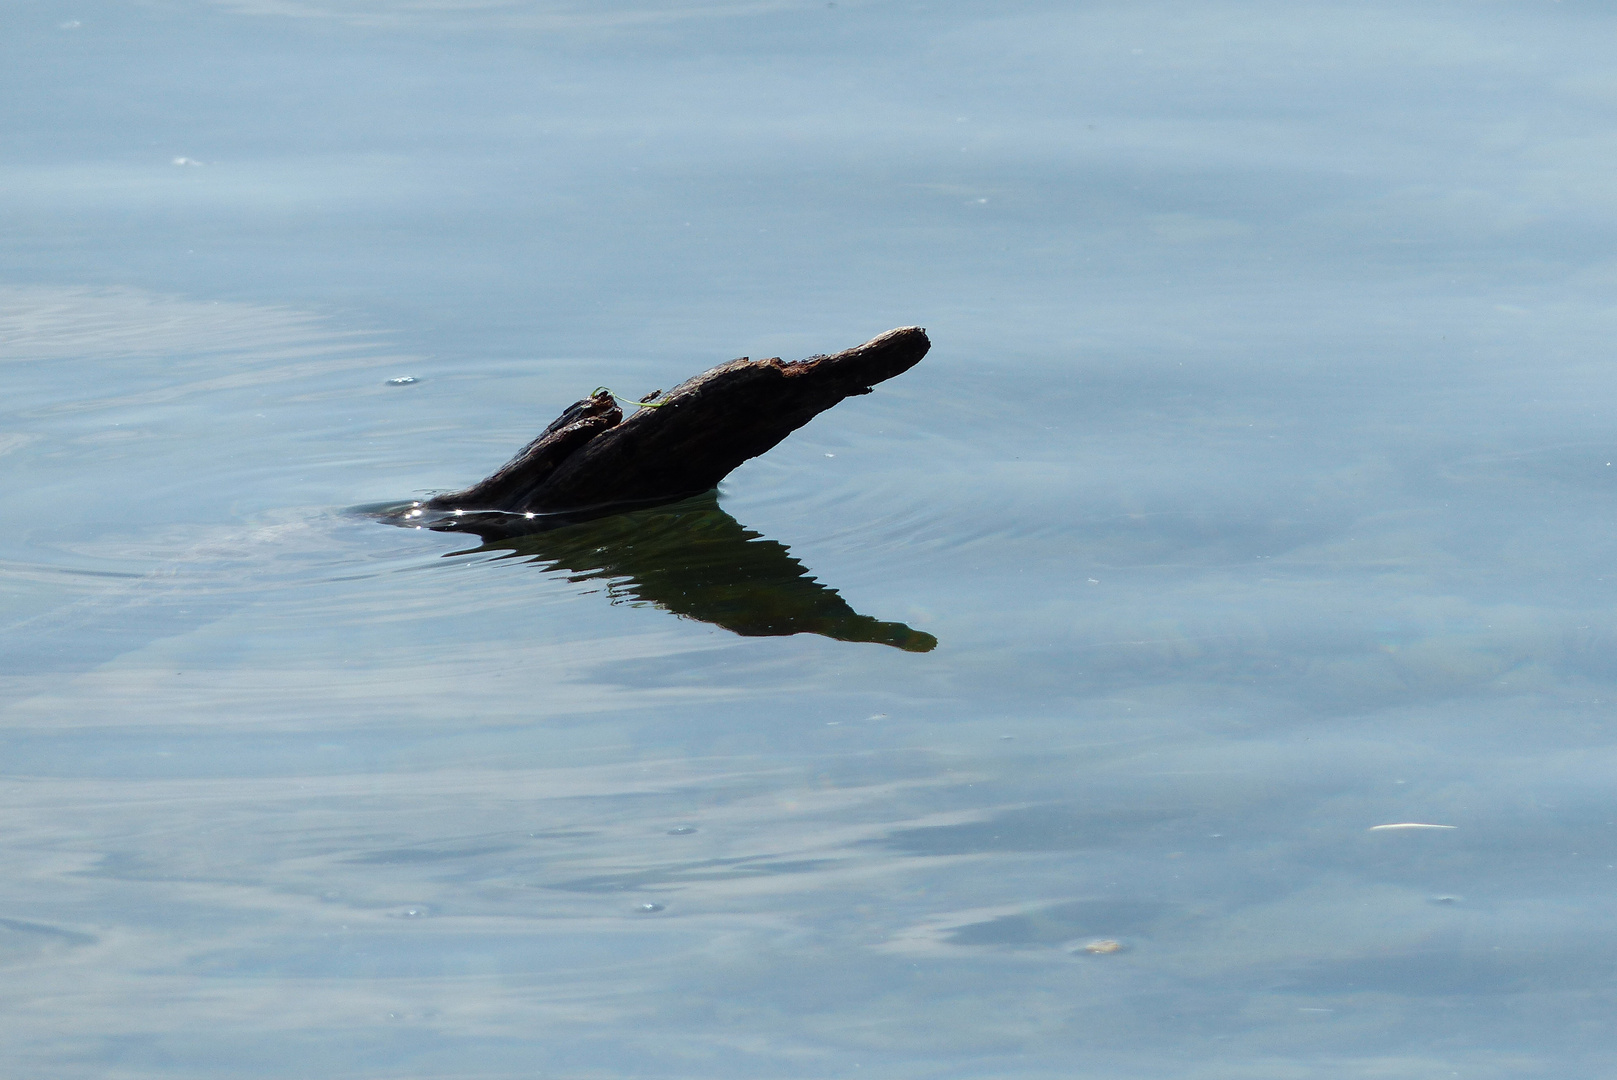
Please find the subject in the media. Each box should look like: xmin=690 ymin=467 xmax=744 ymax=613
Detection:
xmin=369 ymin=327 xmax=936 ymax=648
xmin=409 ymin=326 xmax=929 ymax=533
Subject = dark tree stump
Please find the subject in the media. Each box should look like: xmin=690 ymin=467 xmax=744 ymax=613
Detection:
xmin=416 ymin=326 xmax=929 ymax=530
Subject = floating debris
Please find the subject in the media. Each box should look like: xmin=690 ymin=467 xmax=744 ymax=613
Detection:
xmin=1080 ymin=939 xmax=1124 ymax=955
xmin=420 ymin=327 xmax=928 ymax=525
xmin=386 ymin=376 xmax=418 ymax=386
xmin=636 ymin=902 xmax=665 ymax=913
xmin=666 ymin=826 xmax=697 ymax=835
xmin=1369 ymin=823 xmax=1457 ymax=831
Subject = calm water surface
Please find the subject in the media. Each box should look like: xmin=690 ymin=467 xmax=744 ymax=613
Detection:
xmin=6 ymin=1 xmax=1617 ymax=1076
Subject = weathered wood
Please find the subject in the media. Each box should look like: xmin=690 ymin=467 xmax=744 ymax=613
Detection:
xmin=425 ymin=392 xmax=622 ymax=514
xmin=422 ymin=326 xmax=929 ymax=525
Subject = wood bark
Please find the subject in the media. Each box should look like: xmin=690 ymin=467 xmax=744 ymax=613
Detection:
xmin=417 ymin=326 xmax=929 ymax=531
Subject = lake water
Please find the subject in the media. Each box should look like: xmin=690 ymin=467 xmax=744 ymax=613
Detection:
xmin=6 ymin=1 xmax=1617 ymax=1076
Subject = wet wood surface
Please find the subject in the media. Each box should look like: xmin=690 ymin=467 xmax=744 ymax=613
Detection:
xmin=421 ymin=326 xmax=929 ymax=531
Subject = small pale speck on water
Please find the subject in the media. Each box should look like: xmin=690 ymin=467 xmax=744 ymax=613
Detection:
xmin=1082 ymin=939 xmax=1124 ymax=954
xmin=386 ymin=376 xmax=418 ymax=385
xmin=638 ymin=903 xmax=665 ymax=913
xmin=667 ymin=826 xmax=697 ymax=835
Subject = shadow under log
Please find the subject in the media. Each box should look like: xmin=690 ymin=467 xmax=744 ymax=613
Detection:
xmin=446 ymin=493 xmax=937 ymax=652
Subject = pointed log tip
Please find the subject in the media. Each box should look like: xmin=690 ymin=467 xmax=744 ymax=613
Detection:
xmin=861 ymin=325 xmax=929 ymax=356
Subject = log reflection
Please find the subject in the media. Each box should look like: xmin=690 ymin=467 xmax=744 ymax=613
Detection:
xmin=436 ymin=493 xmax=936 ymax=652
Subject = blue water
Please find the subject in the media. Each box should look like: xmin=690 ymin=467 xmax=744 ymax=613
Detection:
xmin=6 ymin=1 xmax=1617 ymax=1076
